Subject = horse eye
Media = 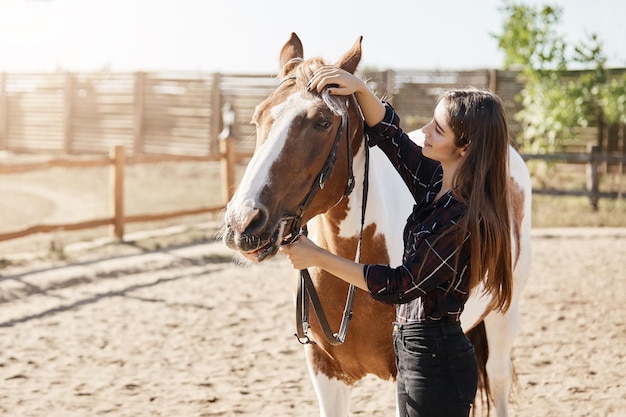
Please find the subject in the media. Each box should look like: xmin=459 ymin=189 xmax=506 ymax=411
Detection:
xmin=315 ymin=120 xmax=332 ymax=129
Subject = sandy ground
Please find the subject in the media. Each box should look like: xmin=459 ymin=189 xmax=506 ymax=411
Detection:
xmin=0 ymin=228 xmax=624 ymax=417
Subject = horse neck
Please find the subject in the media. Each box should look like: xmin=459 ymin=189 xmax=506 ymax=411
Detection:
xmin=316 ymin=115 xmax=413 ymax=266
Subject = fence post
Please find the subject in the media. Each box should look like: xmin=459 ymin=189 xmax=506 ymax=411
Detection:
xmin=487 ymin=69 xmax=497 ymax=92
xmin=109 ymin=145 xmax=126 ymax=240
xmin=586 ymin=144 xmax=599 ymax=211
xmin=219 ymin=102 xmax=236 ymax=204
xmin=384 ymin=70 xmax=395 ymax=104
xmin=63 ymin=72 xmax=73 ymax=153
xmin=210 ymin=73 xmax=222 ymax=155
xmin=0 ymin=72 xmax=6 ymax=151
xmin=133 ymin=71 xmax=145 ymax=155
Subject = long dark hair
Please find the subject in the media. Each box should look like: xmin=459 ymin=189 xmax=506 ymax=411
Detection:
xmin=441 ymin=88 xmax=514 ymax=312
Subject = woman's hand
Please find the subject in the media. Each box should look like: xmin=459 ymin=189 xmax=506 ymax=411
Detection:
xmin=280 ymin=234 xmax=370 ymax=291
xmin=307 ymin=65 xmax=386 ymax=127
xmin=307 ymin=66 xmax=366 ymax=96
xmin=279 ymin=235 xmax=322 ymax=270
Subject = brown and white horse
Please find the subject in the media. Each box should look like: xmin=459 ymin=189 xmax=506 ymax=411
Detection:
xmin=222 ymin=33 xmax=532 ymax=417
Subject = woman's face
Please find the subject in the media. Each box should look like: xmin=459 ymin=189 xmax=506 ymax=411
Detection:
xmin=421 ymin=100 xmax=465 ymax=165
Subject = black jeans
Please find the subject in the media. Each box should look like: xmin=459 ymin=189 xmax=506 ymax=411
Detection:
xmin=393 ymin=320 xmax=478 ymax=417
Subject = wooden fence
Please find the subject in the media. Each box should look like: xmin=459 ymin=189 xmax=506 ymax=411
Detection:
xmin=1 ymin=69 xmax=624 ymax=158
xmin=1 ymin=142 xmax=624 ymax=245
xmin=523 ymin=146 xmax=626 ymax=210
xmin=0 ymin=69 xmax=625 ymax=244
xmin=0 ymin=135 xmax=249 ymax=243
xmin=0 ymin=71 xmax=279 ymax=157
xmin=0 ymin=139 xmax=624 ymax=245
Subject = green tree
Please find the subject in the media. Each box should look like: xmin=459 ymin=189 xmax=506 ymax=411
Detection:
xmin=494 ymin=1 xmax=626 ymax=153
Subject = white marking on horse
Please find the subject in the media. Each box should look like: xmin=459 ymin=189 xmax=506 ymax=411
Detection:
xmin=321 ymin=137 xmax=413 ymax=268
xmin=305 ymin=344 xmax=353 ymax=417
xmin=227 ymin=92 xmax=313 ymax=232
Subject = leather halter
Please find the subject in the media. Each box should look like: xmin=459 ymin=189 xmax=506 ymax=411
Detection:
xmin=277 ymin=74 xmax=368 ymax=346
xmin=281 ymin=111 xmax=354 ymax=241
xmin=278 ymin=76 xmax=355 ymax=240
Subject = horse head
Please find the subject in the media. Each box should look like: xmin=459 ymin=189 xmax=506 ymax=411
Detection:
xmin=222 ymin=33 xmax=365 ymax=262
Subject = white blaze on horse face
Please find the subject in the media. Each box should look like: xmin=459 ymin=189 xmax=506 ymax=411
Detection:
xmin=227 ymin=92 xmax=315 ymax=232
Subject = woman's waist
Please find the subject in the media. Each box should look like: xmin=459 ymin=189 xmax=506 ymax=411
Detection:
xmin=396 ymin=305 xmax=464 ymax=324
xmin=392 ymin=318 xmax=463 ymax=338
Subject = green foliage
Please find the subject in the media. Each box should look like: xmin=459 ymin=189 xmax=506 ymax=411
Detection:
xmin=496 ymin=2 xmax=566 ymax=71
xmin=493 ymin=0 xmax=626 ymax=153
xmin=601 ymin=73 xmax=626 ymax=124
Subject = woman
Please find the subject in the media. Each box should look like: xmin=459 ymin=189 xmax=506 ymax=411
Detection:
xmin=280 ymin=66 xmax=514 ymax=417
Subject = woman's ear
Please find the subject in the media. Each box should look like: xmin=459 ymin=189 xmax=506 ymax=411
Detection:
xmin=459 ymin=144 xmax=469 ymax=158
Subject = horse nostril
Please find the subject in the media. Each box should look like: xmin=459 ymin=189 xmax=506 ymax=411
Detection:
xmin=246 ymin=204 xmax=269 ymax=234
xmin=228 ymin=199 xmax=270 ymax=235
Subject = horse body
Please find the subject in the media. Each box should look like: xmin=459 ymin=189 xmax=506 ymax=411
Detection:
xmin=300 ymin=142 xmax=414 ymax=416
xmin=222 ymin=33 xmax=531 ymax=417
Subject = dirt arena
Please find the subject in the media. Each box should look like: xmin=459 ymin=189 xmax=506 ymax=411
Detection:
xmin=0 ymin=228 xmax=624 ymax=416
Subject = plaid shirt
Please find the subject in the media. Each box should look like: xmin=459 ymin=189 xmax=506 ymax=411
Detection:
xmin=363 ymin=103 xmax=471 ymax=323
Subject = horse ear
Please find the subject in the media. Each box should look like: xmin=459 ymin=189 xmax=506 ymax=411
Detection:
xmin=335 ymin=36 xmax=363 ymax=74
xmin=279 ymin=32 xmax=304 ymax=77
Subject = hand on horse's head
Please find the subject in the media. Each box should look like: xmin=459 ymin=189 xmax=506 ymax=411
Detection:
xmin=307 ymin=66 xmax=365 ymax=97
xmin=308 ymin=65 xmax=386 ymax=127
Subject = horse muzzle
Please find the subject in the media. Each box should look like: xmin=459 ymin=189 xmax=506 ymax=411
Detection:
xmin=222 ymin=219 xmax=287 ymax=263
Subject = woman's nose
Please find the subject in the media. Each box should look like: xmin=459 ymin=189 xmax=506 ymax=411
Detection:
xmin=421 ymin=120 xmax=432 ymax=135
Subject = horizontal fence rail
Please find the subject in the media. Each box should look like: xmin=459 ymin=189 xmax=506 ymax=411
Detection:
xmin=0 ymin=148 xmax=623 ymax=245
xmin=522 ymin=145 xmax=626 ymax=209
xmin=0 ymin=137 xmax=252 ymax=243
